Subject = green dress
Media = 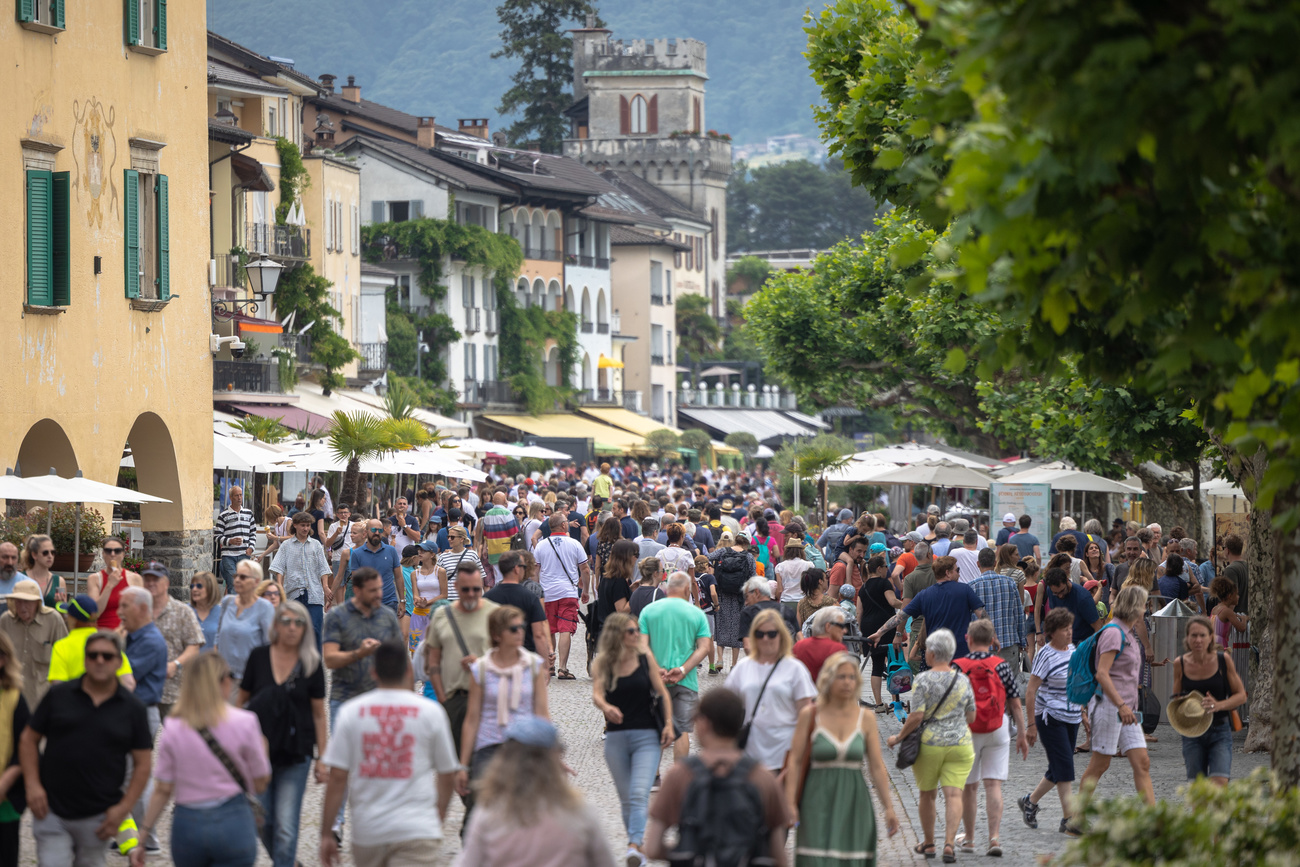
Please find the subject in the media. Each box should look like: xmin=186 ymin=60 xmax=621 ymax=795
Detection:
xmin=796 ymin=710 xmax=877 ymax=867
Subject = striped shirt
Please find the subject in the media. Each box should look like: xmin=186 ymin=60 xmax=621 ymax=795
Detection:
xmin=480 ymin=505 xmax=518 ymax=565
xmin=437 ymin=548 xmax=482 ymax=603
xmin=1030 ymin=643 xmax=1080 ymax=723
xmin=216 ymin=507 xmax=256 ymax=557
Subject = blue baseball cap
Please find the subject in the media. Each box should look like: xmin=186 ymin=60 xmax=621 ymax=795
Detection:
xmin=505 ymin=714 xmax=557 ymax=749
xmin=56 ymin=594 xmax=99 ymax=622
xmin=418 ymin=539 xmax=439 ymax=552
xmin=869 ymin=542 xmax=888 ymax=556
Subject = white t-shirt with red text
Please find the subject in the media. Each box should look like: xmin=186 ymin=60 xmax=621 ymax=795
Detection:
xmin=322 ymin=688 xmax=459 ymax=846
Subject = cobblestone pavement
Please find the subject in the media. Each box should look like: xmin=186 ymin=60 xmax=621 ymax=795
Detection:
xmin=11 ymin=638 xmax=1271 ymax=865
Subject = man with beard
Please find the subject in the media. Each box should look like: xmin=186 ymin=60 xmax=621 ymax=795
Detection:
xmin=0 ymin=542 xmax=22 ymax=597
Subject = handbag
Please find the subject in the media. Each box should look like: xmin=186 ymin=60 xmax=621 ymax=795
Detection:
xmin=737 ymin=659 xmax=782 ymax=750
xmin=896 ymin=671 xmax=958 ymax=770
xmin=1139 ymin=685 xmax=1161 ymax=735
xmin=638 ymin=654 xmax=667 ymax=734
xmin=198 ymin=727 xmax=267 ymax=830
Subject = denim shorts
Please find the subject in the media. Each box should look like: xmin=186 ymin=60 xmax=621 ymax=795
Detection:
xmin=1181 ymin=717 xmax=1233 ymax=780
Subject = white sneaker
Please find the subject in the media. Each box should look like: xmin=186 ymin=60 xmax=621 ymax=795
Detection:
xmin=625 ymin=847 xmax=647 ymax=867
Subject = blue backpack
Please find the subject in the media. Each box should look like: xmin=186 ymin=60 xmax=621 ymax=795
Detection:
xmin=1066 ymin=622 xmax=1128 ymax=706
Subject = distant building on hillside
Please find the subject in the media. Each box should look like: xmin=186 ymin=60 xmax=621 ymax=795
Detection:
xmin=733 ymin=134 xmax=826 ymax=167
xmin=563 ymin=17 xmax=731 ymax=326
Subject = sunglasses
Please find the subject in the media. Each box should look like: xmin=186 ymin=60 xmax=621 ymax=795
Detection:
xmin=86 ymin=651 xmax=119 ymax=662
xmin=754 ymin=629 xmax=780 ymax=640
xmin=190 ymin=584 xmax=204 ymax=590
xmin=103 ymin=547 xmax=124 ymax=555
xmin=459 ymin=587 xmax=484 ymax=595
xmin=828 ymin=621 xmax=846 ymax=629
xmin=369 ymin=528 xmax=384 ymax=534
xmin=277 ymin=616 xmax=306 ymax=627
xmin=38 ymin=550 xmax=54 ymax=557
xmin=506 ymin=624 xmax=526 ymax=633
xmin=625 ymin=626 xmax=639 ymax=635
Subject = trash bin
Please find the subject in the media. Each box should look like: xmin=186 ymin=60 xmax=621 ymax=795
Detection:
xmin=1150 ymin=598 xmax=1198 ymax=709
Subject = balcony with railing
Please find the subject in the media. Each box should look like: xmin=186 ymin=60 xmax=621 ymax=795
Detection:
xmin=464 ymin=308 xmax=481 ymax=334
xmin=462 ymin=380 xmax=520 ymax=406
xmin=213 ymin=254 xmax=245 ymax=290
xmin=213 ymin=360 xmax=282 ymax=394
xmin=357 ymin=343 xmax=387 ymax=373
xmin=581 ymin=321 xmax=594 ymax=334
xmin=524 ymin=247 xmax=563 ymax=262
xmin=597 ymin=321 xmax=610 ymax=334
xmin=572 ymin=254 xmax=611 ymax=269
xmin=578 ymin=389 xmax=642 ymax=412
xmin=651 ymin=354 xmax=665 ymax=366
xmin=246 ymin=223 xmax=310 ymax=260
xmin=650 ymin=293 xmax=664 ymax=306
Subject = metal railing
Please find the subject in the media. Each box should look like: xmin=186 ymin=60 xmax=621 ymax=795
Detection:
xmin=597 ymin=322 xmax=610 ymax=334
xmin=651 ymin=354 xmax=664 ymax=366
xmin=245 ymin=223 xmax=310 ymax=260
xmin=464 ymin=307 xmax=480 ymax=334
xmin=578 ymin=389 xmax=642 ymax=412
xmin=294 ymin=332 xmax=313 ymax=365
xmin=650 ymin=294 xmax=664 ymax=306
xmin=213 ymin=360 xmax=282 ymax=394
xmin=212 ymin=254 xmax=245 ymax=289
xmin=581 ymin=321 xmax=594 ymax=333
xmin=595 ymin=257 xmax=610 ymax=269
xmin=466 ymin=380 xmax=520 ymax=405
xmin=524 ymin=247 xmax=563 ymax=261
xmin=357 ymin=342 xmax=387 ymax=372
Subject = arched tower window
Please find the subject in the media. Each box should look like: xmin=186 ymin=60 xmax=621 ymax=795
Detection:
xmin=620 ymin=94 xmax=658 ymax=135
xmin=630 ymin=95 xmax=648 ymax=134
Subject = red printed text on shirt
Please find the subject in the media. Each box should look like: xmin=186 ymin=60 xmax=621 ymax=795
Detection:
xmin=359 ymin=705 xmax=418 ymax=778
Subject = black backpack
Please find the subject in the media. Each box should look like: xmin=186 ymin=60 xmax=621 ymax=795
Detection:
xmin=714 ymin=549 xmax=751 ymax=596
xmin=669 ymin=755 xmax=774 ymax=867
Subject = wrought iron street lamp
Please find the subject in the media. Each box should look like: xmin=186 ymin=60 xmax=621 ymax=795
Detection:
xmin=212 ymin=256 xmax=285 ymax=320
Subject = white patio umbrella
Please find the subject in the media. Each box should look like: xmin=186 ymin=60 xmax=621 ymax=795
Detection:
xmin=1177 ymin=478 xmax=1245 ymax=500
xmin=999 ymin=463 xmax=1143 ymax=494
xmin=851 ymin=442 xmax=999 ymax=469
xmin=511 ymin=444 xmax=572 ymax=461
xmin=823 ymin=461 xmax=909 ymax=485
xmin=865 ymin=459 xmax=996 ymax=488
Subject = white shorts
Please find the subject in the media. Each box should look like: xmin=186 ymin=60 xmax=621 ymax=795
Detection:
xmin=1089 ymin=696 xmax=1146 ymax=757
xmin=966 ymin=715 xmax=1010 ymax=783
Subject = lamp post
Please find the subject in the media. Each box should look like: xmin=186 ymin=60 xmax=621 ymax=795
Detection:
xmin=212 ymin=256 xmax=285 ymax=320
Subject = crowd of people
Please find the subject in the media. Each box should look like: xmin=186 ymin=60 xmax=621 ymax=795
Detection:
xmin=0 ymin=460 xmax=1253 ymax=866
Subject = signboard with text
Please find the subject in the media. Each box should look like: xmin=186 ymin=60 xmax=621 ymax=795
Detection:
xmin=989 ymin=482 xmax=1052 ymax=564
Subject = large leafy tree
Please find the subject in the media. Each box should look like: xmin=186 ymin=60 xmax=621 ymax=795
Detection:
xmin=727 ymin=159 xmax=879 ymax=252
xmin=805 ymin=0 xmax=1300 ymax=771
xmin=494 ymin=0 xmax=600 ymax=152
xmin=675 ymin=293 xmax=721 ymax=362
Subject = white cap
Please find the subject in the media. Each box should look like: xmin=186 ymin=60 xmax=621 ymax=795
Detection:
xmin=1002 ymin=512 xmax=1017 ymax=524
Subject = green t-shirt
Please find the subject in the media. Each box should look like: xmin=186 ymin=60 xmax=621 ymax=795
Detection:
xmin=638 ymin=596 xmax=711 ymax=692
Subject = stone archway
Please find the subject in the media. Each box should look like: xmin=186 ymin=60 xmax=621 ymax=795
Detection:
xmin=16 ymin=418 xmax=79 ymax=478
xmin=125 ymin=412 xmax=201 ymax=587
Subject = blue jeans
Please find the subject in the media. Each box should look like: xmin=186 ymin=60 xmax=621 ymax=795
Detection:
xmin=604 ymin=728 xmax=662 ymax=846
xmin=219 ymin=555 xmax=249 ymax=595
xmin=172 ymin=795 xmax=259 ymax=867
xmin=1182 ymin=717 xmax=1234 ymax=780
xmin=259 ymin=760 xmax=311 ymax=867
xmin=292 ymin=592 xmax=324 ymax=652
xmin=328 ymin=699 xmax=347 ymax=828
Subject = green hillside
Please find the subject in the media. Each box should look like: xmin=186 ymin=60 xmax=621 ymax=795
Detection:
xmin=206 ymin=0 xmax=823 ymax=147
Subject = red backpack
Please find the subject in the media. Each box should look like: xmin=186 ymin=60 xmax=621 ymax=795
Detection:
xmin=954 ymin=656 xmax=1007 ymax=734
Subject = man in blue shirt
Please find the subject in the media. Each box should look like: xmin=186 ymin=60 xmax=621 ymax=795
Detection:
xmin=348 ymin=519 xmax=407 ymax=622
xmin=903 ymin=555 xmax=988 ymax=659
xmin=995 ymin=513 xmax=1017 ymax=547
xmin=1043 ymin=567 xmax=1102 ymax=645
xmin=1011 ymin=514 xmax=1041 ymax=561
xmin=614 ymin=499 xmax=638 ymax=540
xmin=120 ymin=584 xmax=168 ymax=851
xmin=929 ymin=522 xmax=954 ymax=558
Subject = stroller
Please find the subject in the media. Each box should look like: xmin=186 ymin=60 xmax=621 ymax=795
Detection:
xmin=883 ymin=643 xmax=913 ymax=723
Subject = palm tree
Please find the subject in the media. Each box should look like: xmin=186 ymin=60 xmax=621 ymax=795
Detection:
xmin=383 ymin=381 xmax=417 ymax=420
xmin=327 ymin=412 xmax=446 ymax=507
xmin=796 ymin=443 xmax=853 ymax=531
xmin=675 ymin=293 xmax=721 ymax=361
xmin=226 ymin=415 xmax=290 ymax=444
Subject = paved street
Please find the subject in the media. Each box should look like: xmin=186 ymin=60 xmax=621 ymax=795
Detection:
xmin=9 ymin=636 xmax=1270 ymax=865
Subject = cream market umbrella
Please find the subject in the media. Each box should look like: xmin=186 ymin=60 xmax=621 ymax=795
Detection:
xmin=999 ymin=463 xmax=1144 ymax=494
xmin=852 ymin=442 xmax=999 ymax=469
xmin=868 ymin=460 xmax=996 ymax=488
xmin=823 ymin=461 xmax=909 ymax=485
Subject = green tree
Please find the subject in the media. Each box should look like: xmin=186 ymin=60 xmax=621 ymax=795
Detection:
xmin=678 ymin=429 xmax=713 ymax=467
xmin=724 ymin=431 xmax=759 ymax=463
xmin=643 ymin=429 xmax=680 ymax=464
xmin=493 ymin=0 xmax=600 ymax=152
xmin=273 ymin=263 xmax=359 ymax=396
xmin=385 ymin=307 xmax=418 ymax=376
xmin=311 ymin=332 xmax=360 ymax=397
xmin=675 ymin=293 xmax=721 ymax=362
xmin=326 ymin=412 xmax=438 ymax=507
xmin=727 ymin=158 xmax=878 ymax=252
xmin=383 ymin=380 xmax=418 ymax=420
xmin=805 ymin=0 xmax=1300 ymax=769
xmin=226 ymin=416 xmax=290 ymax=444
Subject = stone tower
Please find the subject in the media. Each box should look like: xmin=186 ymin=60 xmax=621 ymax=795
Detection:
xmin=564 ymin=20 xmax=731 ymax=318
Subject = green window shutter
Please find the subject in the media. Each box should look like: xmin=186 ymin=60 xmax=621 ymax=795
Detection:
xmin=52 ymin=0 xmax=63 ymax=28
xmin=52 ymin=171 xmax=70 ymax=306
xmin=156 ymin=174 xmax=169 ymax=300
xmin=126 ymin=0 xmax=139 ymax=45
xmin=25 ymin=170 xmax=53 ymax=307
xmin=155 ymin=0 xmax=165 ymax=49
xmin=18 ymin=0 xmax=34 ymax=23
xmin=124 ymin=169 xmax=140 ymax=298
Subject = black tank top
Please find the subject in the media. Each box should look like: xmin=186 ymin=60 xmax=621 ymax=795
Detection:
xmin=605 ymin=654 xmax=659 ymax=732
xmin=1181 ymin=652 xmax=1230 ymax=724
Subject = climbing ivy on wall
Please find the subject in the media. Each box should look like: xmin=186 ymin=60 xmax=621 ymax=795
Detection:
xmin=274 ymin=138 xmax=310 ymax=225
xmin=361 ymin=217 xmax=578 ymax=415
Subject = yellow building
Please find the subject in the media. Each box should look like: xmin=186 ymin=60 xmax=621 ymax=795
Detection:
xmin=4 ymin=0 xmax=214 ymax=575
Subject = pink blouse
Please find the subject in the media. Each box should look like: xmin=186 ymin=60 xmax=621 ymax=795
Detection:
xmin=154 ymin=708 xmax=271 ymax=805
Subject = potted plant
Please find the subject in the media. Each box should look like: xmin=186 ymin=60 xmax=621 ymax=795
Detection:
xmin=0 ymin=515 xmax=30 ymax=549
xmin=28 ymin=505 xmax=107 ymax=573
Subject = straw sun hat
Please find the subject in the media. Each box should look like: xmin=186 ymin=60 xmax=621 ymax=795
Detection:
xmin=1166 ymin=691 xmax=1214 ymax=738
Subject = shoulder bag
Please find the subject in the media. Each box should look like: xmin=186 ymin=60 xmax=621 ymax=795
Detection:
xmin=637 ymin=653 xmax=667 ymax=734
xmin=736 ymin=659 xmax=782 ymax=750
xmin=896 ymin=671 xmax=958 ymax=770
xmin=198 ymin=726 xmax=267 ymax=830
xmin=547 ymin=536 xmax=580 ymax=592
xmin=441 ymin=605 xmax=472 ymax=658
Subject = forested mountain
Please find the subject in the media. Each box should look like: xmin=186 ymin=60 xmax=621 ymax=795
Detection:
xmin=207 ymin=0 xmax=822 ymax=146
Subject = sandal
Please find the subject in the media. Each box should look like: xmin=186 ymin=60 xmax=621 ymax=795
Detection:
xmin=913 ymin=842 xmax=936 ymax=859
xmin=956 ymin=835 xmax=975 ymax=854
xmin=987 ymin=839 xmax=1002 ymax=857
xmin=943 ymin=844 xmax=957 ymax=863
xmin=556 ymin=669 xmax=577 ymax=680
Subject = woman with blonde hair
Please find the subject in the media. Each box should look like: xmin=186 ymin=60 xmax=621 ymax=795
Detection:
xmin=455 ymin=716 xmax=614 ymax=867
xmin=237 ymin=600 xmax=327 ymax=867
xmin=725 ymin=607 xmax=817 ymax=772
xmin=190 ymin=571 xmax=224 ymax=652
xmin=592 ymin=611 xmax=673 ymax=866
xmin=19 ymin=534 xmax=64 ymax=607
xmin=142 ymin=653 xmax=271 ymax=866
xmin=457 ymin=605 xmax=550 ymax=829
xmin=254 ymin=579 xmax=283 ymax=607
xmin=215 ymin=559 xmax=275 ymax=683
xmin=787 ymin=652 xmax=900 ymax=866
xmin=0 ymin=630 xmax=28 ymax=866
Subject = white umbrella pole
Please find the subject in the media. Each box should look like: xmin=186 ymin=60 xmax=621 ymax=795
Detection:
xmin=73 ymin=502 xmax=81 ymax=596
xmin=45 ymin=502 xmax=52 ymax=537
